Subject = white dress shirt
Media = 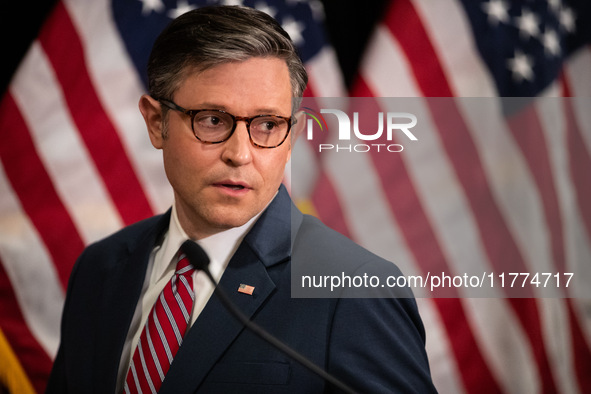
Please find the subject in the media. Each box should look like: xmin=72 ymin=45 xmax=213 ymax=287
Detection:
xmin=116 ymin=203 xmax=261 ymax=392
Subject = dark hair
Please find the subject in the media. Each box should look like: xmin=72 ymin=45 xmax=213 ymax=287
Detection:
xmin=147 ymin=5 xmax=308 ymax=112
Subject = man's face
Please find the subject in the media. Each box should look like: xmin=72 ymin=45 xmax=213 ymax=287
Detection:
xmin=142 ymin=57 xmax=294 ymax=239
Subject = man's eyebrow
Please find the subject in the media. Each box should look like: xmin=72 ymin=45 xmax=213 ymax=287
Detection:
xmin=195 ymin=103 xmax=288 ymax=115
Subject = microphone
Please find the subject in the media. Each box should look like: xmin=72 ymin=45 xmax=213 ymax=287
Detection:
xmin=180 ymin=240 xmax=358 ymax=394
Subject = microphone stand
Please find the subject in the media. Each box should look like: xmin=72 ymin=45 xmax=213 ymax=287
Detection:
xmin=182 ymin=240 xmax=358 ymax=394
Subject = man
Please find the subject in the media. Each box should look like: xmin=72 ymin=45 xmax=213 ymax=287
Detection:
xmin=47 ymin=5 xmax=437 ymax=393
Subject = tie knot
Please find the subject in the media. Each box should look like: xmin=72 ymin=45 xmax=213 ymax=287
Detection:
xmin=175 ymin=254 xmax=195 ymax=277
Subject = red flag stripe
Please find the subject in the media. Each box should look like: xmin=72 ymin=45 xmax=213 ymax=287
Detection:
xmin=359 ymin=0 xmax=563 ymax=387
xmin=381 ymin=0 xmax=559 ymax=386
xmin=508 ymin=101 xmax=591 ymax=393
xmin=384 ymin=0 xmax=455 ymax=97
xmin=299 ymin=82 xmax=353 ymax=239
xmin=507 ymin=106 xmax=567 ymax=274
xmin=558 ymin=75 xmax=591 ymax=393
xmin=311 ymin=172 xmax=353 ymax=240
xmin=0 ymin=94 xmax=83 ymax=288
xmin=560 ymin=84 xmax=591 ymax=247
xmin=38 ymin=2 xmax=154 ymax=226
xmin=0 ymin=260 xmax=53 ymax=394
xmin=353 ymin=78 xmax=502 ymax=392
xmin=428 ymin=98 xmax=558 ymax=392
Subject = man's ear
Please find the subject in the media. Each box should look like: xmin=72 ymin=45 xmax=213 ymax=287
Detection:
xmin=139 ymin=95 xmax=164 ymax=149
xmin=291 ymin=111 xmax=307 ymax=142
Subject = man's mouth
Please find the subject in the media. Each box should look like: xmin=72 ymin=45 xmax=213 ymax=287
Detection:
xmin=223 ymin=184 xmax=245 ymax=190
xmin=214 ymin=180 xmax=251 ymax=192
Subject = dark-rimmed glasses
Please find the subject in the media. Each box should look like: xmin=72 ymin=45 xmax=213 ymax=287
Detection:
xmin=157 ymin=98 xmax=292 ymax=148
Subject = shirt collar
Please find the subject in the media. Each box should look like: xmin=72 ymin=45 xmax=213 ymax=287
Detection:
xmin=152 ymin=201 xmax=265 ymax=283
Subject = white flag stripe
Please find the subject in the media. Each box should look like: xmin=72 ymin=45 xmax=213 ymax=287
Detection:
xmin=323 ymin=145 xmax=425 ymax=294
xmin=458 ymin=100 xmax=580 ymax=391
xmin=360 ymin=26 xmax=421 ymax=97
xmin=535 ymin=95 xmax=591 ymax=393
xmin=306 ymin=46 xmax=347 ymax=97
xmin=11 ymin=42 xmax=123 ymax=244
xmin=411 ymin=0 xmax=497 ymax=97
xmin=289 ymin=138 xmax=320 ymax=202
xmin=378 ymin=99 xmax=500 ymax=295
xmin=0 ymin=161 xmax=63 ymax=358
xmin=538 ymin=297 xmax=579 ymax=394
xmin=457 ymin=100 xmax=557 ymax=292
xmin=64 ymin=0 xmax=173 ymax=214
xmin=534 ymin=95 xmax=591 ymax=296
xmin=416 ymin=298 xmax=465 ymax=394
xmin=538 ymin=97 xmax=591 ymax=343
xmin=384 ymin=99 xmax=539 ymax=391
xmin=464 ymin=298 xmax=541 ymax=394
xmin=564 ymin=49 xmax=591 ymax=157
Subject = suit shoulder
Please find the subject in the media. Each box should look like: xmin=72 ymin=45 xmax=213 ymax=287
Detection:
xmin=83 ymin=213 xmax=167 ymax=260
xmin=295 ymin=214 xmax=395 ymax=272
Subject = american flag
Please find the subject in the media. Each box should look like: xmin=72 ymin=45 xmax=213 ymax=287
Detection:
xmin=299 ymin=0 xmax=590 ymax=393
xmin=0 ymin=1 xmax=589 ymax=394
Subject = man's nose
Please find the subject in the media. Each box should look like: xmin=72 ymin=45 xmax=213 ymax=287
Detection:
xmin=220 ymin=121 xmax=253 ymax=166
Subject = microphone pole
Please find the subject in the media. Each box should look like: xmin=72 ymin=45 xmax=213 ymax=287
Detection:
xmin=181 ymin=240 xmax=358 ymax=394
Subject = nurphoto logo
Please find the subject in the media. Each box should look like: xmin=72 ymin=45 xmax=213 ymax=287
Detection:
xmin=303 ymin=106 xmax=418 ymax=153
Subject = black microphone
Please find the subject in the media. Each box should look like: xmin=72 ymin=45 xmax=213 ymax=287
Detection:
xmin=181 ymin=240 xmax=358 ymax=394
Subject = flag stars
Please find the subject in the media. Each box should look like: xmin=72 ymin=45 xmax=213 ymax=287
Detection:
xmin=542 ymin=28 xmax=561 ymax=57
xmin=281 ymin=16 xmax=305 ymax=46
xmin=559 ymin=7 xmax=576 ymax=33
xmin=515 ymin=8 xmax=540 ymax=40
xmin=255 ymin=2 xmax=278 ymax=18
xmin=220 ymin=0 xmax=244 ymax=6
xmin=167 ymin=0 xmax=197 ymax=19
xmin=482 ymin=0 xmax=510 ymax=26
xmin=139 ymin=0 xmax=165 ymax=15
xmin=548 ymin=0 xmax=562 ymax=13
xmin=507 ymin=50 xmax=535 ymax=83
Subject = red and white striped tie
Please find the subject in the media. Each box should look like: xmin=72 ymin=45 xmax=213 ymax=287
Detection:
xmin=124 ymin=253 xmax=195 ymax=394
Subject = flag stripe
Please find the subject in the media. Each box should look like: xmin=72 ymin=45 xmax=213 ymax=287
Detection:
xmin=305 ymin=46 xmax=347 ymax=97
xmin=0 ymin=260 xmax=53 ymax=394
xmin=507 ymin=105 xmax=567 ymax=274
xmin=508 ymin=100 xmax=590 ymax=393
xmin=411 ymin=0 xmax=497 ymax=97
xmin=380 ymin=0 xmax=561 ymax=382
xmin=561 ymin=87 xmax=591 ymax=246
xmin=0 ymin=94 xmax=83 ymax=288
xmin=416 ymin=298 xmax=465 ymax=394
xmin=375 ymin=95 xmax=541 ymax=391
xmin=565 ymin=48 xmax=591 ymax=156
xmin=311 ymin=172 xmax=353 ymax=240
xmin=0 ymin=162 xmax=63 ymax=360
xmin=384 ymin=0 xmax=454 ymax=97
xmin=64 ymin=0 xmax=173 ymax=214
xmin=38 ymin=2 xmax=154 ymax=225
xmin=11 ymin=41 xmax=123 ymax=244
xmin=360 ymin=25 xmax=421 ymax=97
xmin=352 ymin=80 xmax=502 ymax=392
xmin=427 ymin=98 xmax=558 ymax=392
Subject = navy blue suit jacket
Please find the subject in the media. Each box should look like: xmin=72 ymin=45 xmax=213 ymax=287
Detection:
xmin=47 ymin=186 xmax=436 ymax=393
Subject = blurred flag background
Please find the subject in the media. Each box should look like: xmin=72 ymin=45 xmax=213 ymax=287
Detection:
xmin=1 ymin=0 xmax=590 ymax=393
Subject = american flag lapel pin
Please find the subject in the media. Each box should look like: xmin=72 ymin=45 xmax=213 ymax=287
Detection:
xmin=238 ymin=283 xmax=255 ymax=295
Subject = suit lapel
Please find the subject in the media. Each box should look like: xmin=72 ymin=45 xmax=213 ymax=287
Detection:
xmin=93 ymin=212 xmax=170 ymax=392
xmin=159 ymin=186 xmax=298 ymax=393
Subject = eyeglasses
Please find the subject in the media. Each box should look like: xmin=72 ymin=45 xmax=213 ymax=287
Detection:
xmin=157 ymin=98 xmax=292 ymax=148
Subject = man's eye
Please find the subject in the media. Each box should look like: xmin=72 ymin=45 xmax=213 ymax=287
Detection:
xmin=262 ymin=121 xmax=278 ymax=131
xmin=207 ymin=116 xmax=221 ymax=125
xmin=196 ymin=114 xmax=225 ymax=128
